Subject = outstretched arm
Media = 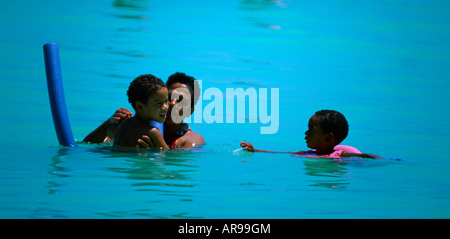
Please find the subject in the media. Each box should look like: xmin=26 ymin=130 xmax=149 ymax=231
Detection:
xmin=240 ymin=141 xmax=303 ymax=154
xmin=83 ymin=108 xmax=132 ymax=143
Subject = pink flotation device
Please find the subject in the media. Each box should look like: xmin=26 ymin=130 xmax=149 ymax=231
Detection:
xmin=334 ymin=145 xmax=361 ymax=154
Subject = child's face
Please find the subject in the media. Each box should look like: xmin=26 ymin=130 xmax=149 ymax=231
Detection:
xmin=304 ymin=114 xmax=328 ymax=150
xmin=139 ymin=87 xmax=169 ymax=123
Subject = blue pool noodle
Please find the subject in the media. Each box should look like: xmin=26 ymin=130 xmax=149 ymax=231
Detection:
xmin=44 ymin=43 xmax=76 ymax=147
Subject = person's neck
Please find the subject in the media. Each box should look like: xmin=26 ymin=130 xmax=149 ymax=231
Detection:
xmin=163 ymin=122 xmax=182 ymax=143
xmin=314 ymin=146 xmax=335 ymax=155
xmin=135 ymin=114 xmax=151 ymax=125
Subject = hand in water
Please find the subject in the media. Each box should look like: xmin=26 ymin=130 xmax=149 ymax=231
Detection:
xmin=240 ymin=141 xmax=255 ymax=152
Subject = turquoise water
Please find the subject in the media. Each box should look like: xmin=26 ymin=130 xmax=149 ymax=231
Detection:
xmin=1 ymin=0 xmax=449 ymax=218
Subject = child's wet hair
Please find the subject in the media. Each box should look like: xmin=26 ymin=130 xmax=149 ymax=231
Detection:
xmin=127 ymin=74 xmax=166 ymax=110
xmin=314 ymin=109 xmax=349 ymax=144
xmin=166 ymin=72 xmax=201 ymax=106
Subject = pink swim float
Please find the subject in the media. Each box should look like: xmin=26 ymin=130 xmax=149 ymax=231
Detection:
xmin=334 ymin=145 xmax=361 ymax=154
xmin=300 ymin=145 xmax=362 ymax=158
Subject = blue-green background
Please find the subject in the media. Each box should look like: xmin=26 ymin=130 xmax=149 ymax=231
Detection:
xmin=0 ymin=0 xmax=449 ymax=218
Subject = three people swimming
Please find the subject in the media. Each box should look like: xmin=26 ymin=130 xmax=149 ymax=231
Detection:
xmin=84 ymin=72 xmax=379 ymax=158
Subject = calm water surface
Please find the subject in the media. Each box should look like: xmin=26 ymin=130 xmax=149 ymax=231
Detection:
xmin=0 ymin=0 xmax=449 ymax=218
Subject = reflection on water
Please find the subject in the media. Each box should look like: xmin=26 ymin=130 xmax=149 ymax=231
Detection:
xmin=108 ymin=0 xmax=152 ymax=62
xmin=240 ymin=0 xmax=285 ymax=30
xmin=244 ymin=16 xmax=282 ymax=30
xmin=1 ymin=0 xmax=448 ymax=219
xmin=44 ymin=146 xmax=200 ymax=218
xmin=105 ymin=149 xmax=197 ymax=183
xmin=46 ymin=148 xmax=75 ymax=195
xmin=301 ymin=157 xmax=399 ymax=190
xmin=302 ymin=158 xmax=351 ymax=189
xmin=239 ymin=0 xmax=289 ymax=10
xmin=105 ymin=46 xmax=154 ymax=58
xmin=112 ymin=0 xmax=150 ymax=20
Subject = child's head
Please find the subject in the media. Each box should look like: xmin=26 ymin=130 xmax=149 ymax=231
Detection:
xmin=127 ymin=74 xmax=168 ymax=123
xmin=305 ymin=109 xmax=349 ymax=150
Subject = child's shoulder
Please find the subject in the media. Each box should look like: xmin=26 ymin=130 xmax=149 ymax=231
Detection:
xmin=114 ymin=117 xmax=155 ymax=147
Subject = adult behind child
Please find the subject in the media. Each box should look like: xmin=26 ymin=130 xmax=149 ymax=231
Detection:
xmin=139 ymin=72 xmax=205 ymax=149
xmin=83 ymin=72 xmax=204 ymax=149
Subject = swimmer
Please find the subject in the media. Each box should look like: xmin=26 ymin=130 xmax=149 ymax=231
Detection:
xmin=241 ymin=109 xmax=381 ymax=158
xmin=113 ymin=74 xmax=169 ymax=149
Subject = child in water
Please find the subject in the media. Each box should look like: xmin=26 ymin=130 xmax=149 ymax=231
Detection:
xmin=241 ymin=109 xmax=380 ymax=158
xmin=113 ymin=74 xmax=170 ymax=149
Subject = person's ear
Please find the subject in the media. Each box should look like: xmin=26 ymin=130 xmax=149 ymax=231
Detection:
xmin=324 ymin=132 xmax=335 ymax=142
xmin=135 ymin=101 xmax=145 ymax=114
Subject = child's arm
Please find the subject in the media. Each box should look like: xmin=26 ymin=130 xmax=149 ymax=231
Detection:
xmin=240 ymin=141 xmax=304 ymax=154
xmin=241 ymin=141 xmax=276 ymax=153
xmin=138 ymin=132 xmax=205 ymax=149
xmin=83 ymin=108 xmax=132 ymax=143
xmin=140 ymin=128 xmax=169 ymax=149
xmin=341 ymin=151 xmax=382 ymax=159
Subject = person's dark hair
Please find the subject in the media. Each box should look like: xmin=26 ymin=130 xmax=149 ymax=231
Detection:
xmin=127 ymin=74 xmax=166 ymax=110
xmin=314 ymin=109 xmax=349 ymax=144
xmin=166 ymin=72 xmax=200 ymax=107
